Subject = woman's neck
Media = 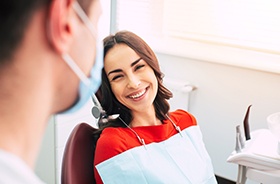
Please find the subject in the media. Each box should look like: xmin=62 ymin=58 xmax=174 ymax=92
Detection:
xmin=130 ymin=107 xmax=161 ymax=127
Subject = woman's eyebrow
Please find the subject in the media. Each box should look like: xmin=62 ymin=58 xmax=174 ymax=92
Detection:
xmin=108 ymin=69 xmax=122 ymax=76
xmin=107 ymin=58 xmax=142 ymax=76
xmin=131 ymin=58 xmax=142 ymax=67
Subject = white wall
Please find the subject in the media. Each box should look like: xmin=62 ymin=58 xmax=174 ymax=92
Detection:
xmin=157 ymin=52 xmax=280 ymax=182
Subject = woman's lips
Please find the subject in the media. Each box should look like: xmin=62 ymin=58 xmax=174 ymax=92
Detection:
xmin=127 ymin=87 xmax=148 ymax=100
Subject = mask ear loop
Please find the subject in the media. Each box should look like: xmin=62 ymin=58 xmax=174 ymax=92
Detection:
xmin=72 ymin=1 xmax=97 ymax=38
xmin=72 ymin=1 xmax=104 ymax=119
xmin=62 ymin=54 xmax=91 ymax=86
xmin=62 ymin=1 xmax=99 ymax=96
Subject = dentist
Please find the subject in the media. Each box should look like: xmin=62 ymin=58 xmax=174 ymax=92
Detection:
xmin=0 ymin=0 xmax=103 ymax=183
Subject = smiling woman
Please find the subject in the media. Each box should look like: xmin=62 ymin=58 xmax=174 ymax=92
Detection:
xmin=92 ymin=31 xmax=218 ymax=184
xmin=104 ymin=44 xmax=158 ymax=117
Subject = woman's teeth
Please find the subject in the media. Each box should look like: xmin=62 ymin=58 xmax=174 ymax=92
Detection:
xmin=129 ymin=89 xmax=146 ymax=99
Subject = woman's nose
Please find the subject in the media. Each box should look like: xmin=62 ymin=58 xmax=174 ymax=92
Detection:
xmin=127 ymin=75 xmax=141 ymax=89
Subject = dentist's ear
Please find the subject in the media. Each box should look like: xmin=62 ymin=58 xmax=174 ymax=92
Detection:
xmin=47 ymin=0 xmax=75 ymax=54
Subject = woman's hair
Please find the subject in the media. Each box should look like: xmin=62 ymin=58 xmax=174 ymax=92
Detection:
xmin=97 ymin=30 xmax=173 ymax=129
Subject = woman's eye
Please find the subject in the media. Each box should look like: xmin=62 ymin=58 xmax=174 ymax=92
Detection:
xmin=135 ymin=64 xmax=145 ymax=71
xmin=111 ymin=75 xmax=123 ymax=81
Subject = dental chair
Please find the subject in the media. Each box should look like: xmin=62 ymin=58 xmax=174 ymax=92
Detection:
xmin=61 ymin=122 xmax=99 ymax=184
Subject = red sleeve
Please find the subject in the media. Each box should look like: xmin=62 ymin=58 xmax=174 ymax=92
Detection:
xmin=93 ymin=128 xmax=128 ymax=184
xmin=170 ymin=109 xmax=197 ymax=130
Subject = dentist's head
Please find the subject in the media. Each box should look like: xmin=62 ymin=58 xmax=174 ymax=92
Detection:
xmin=0 ymin=0 xmax=104 ymax=181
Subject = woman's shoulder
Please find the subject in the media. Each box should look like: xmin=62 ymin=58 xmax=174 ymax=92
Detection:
xmin=97 ymin=127 xmax=127 ymax=148
xmin=169 ymin=109 xmax=197 ymax=128
xmin=94 ymin=127 xmax=129 ymax=165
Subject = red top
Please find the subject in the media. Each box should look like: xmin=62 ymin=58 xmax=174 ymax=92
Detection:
xmin=93 ymin=109 xmax=197 ymax=184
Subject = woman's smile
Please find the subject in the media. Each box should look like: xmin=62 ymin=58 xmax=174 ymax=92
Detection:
xmin=127 ymin=87 xmax=149 ymax=100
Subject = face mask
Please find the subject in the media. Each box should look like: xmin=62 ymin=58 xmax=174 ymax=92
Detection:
xmin=59 ymin=1 xmax=103 ymax=115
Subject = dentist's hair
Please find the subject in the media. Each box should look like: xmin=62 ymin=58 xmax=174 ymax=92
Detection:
xmin=0 ymin=0 xmax=95 ymax=65
xmin=97 ymin=30 xmax=173 ymax=129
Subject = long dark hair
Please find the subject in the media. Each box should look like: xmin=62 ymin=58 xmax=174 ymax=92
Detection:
xmin=96 ymin=30 xmax=173 ymax=129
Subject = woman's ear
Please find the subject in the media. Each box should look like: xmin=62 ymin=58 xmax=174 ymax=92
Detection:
xmin=47 ymin=0 xmax=75 ymax=54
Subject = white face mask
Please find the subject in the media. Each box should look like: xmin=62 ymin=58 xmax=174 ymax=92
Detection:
xmin=60 ymin=1 xmax=103 ymax=115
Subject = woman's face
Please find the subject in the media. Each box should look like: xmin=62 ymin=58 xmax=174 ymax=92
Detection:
xmin=104 ymin=43 xmax=158 ymax=113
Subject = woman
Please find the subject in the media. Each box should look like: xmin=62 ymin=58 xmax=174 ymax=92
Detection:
xmin=93 ymin=31 xmax=217 ymax=184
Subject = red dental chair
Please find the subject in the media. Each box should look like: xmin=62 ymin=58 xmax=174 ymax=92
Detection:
xmin=61 ymin=123 xmax=99 ymax=184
